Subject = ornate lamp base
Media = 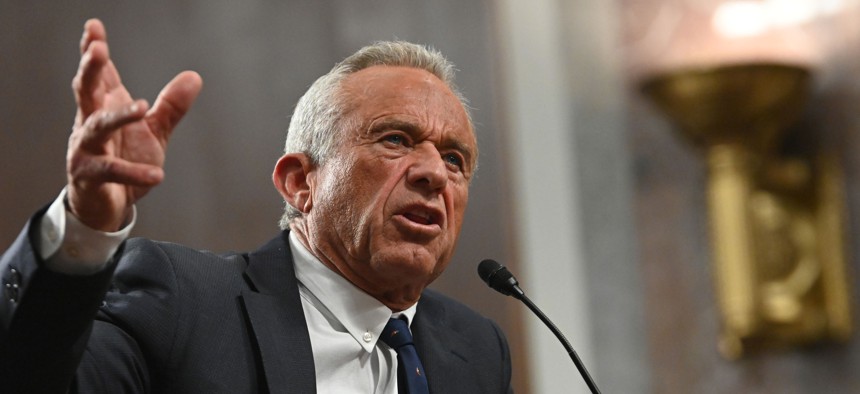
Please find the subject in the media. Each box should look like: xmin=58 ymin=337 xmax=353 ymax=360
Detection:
xmin=641 ymin=64 xmax=851 ymax=359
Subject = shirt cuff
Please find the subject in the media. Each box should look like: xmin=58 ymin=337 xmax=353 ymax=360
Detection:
xmin=38 ymin=189 xmax=136 ymax=275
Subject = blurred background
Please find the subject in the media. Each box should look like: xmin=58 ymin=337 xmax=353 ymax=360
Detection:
xmin=2 ymin=1 xmax=860 ymax=392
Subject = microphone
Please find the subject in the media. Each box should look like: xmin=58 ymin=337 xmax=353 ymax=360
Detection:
xmin=477 ymin=259 xmax=602 ymax=394
xmin=477 ymin=259 xmax=524 ymax=298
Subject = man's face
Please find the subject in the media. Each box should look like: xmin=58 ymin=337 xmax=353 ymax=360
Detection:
xmin=303 ymin=65 xmax=476 ymax=308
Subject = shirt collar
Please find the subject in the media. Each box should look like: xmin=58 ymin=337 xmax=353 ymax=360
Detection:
xmin=289 ymin=232 xmax=417 ymax=353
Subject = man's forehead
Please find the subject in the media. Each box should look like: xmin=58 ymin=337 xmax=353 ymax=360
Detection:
xmin=341 ymin=66 xmax=471 ymax=127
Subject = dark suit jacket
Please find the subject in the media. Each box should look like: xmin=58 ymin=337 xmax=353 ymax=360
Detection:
xmin=0 ymin=212 xmax=513 ymax=393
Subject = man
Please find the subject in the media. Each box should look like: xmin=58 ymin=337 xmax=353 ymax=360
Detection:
xmin=0 ymin=19 xmax=512 ymax=393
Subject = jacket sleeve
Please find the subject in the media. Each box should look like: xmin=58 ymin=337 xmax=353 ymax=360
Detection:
xmin=0 ymin=209 xmax=122 ymax=393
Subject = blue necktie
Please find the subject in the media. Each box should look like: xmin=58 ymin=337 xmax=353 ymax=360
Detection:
xmin=381 ymin=317 xmax=430 ymax=394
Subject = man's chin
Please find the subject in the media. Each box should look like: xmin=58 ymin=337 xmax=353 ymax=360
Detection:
xmin=371 ymin=247 xmax=442 ymax=276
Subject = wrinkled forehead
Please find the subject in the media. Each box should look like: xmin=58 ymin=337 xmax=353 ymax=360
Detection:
xmin=338 ymin=66 xmax=478 ymax=155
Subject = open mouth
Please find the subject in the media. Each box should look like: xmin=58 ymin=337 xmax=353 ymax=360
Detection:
xmin=399 ymin=206 xmax=442 ymax=227
xmin=403 ymin=212 xmax=433 ymax=225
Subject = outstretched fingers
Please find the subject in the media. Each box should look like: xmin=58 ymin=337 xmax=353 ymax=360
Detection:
xmin=64 ymin=19 xmax=198 ymax=231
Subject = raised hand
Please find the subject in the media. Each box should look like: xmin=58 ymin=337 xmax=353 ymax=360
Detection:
xmin=66 ymin=19 xmax=202 ymax=232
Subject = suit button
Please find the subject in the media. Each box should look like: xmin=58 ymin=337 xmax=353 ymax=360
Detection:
xmin=5 ymin=267 xmax=21 ymax=303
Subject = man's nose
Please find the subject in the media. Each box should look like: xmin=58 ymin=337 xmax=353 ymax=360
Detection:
xmin=407 ymin=143 xmax=448 ymax=191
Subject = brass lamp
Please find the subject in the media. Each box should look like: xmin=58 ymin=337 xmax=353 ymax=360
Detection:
xmin=641 ymin=63 xmax=851 ymax=359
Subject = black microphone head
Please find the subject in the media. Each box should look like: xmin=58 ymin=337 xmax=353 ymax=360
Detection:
xmin=477 ymin=259 xmax=522 ymax=297
xmin=478 ymin=259 xmax=502 ymax=283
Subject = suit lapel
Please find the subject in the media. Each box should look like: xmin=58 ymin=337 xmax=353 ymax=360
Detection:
xmin=412 ymin=298 xmax=476 ymax=394
xmin=241 ymin=231 xmax=316 ymax=394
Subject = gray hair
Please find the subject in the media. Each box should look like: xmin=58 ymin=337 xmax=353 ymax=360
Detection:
xmin=278 ymin=41 xmax=473 ymax=229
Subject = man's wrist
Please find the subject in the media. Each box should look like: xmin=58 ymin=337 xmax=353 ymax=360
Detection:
xmin=37 ymin=188 xmax=136 ymax=275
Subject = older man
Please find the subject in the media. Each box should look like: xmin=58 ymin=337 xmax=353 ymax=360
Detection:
xmin=0 ymin=19 xmax=512 ymax=393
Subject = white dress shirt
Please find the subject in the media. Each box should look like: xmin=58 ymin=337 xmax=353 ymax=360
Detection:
xmin=36 ymin=190 xmax=415 ymax=393
xmin=290 ymin=231 xmax=415 ymax=393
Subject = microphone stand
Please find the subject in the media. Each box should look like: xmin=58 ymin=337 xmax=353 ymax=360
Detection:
xmin=478 ymin=260 xmax=602 ymax=393
xmin=513 ymin=291 xmax=601 ymax=394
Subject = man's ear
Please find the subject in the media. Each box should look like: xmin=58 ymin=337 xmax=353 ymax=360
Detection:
xmin=273 ymin=153 xmax=315 ymax=214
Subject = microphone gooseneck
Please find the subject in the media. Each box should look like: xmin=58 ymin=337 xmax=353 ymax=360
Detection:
xmin=477 ymin=259 xmax=602 ymax=394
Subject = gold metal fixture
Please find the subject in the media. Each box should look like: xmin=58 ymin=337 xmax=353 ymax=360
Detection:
xmin=641 ymin=63 xmax=851 ymax=359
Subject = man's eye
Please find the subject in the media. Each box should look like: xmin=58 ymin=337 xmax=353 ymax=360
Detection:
xmin=383 ymin=134 xmax=405 ymax=145
xmin=443 ymin=153 xmax=464 ymax=170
